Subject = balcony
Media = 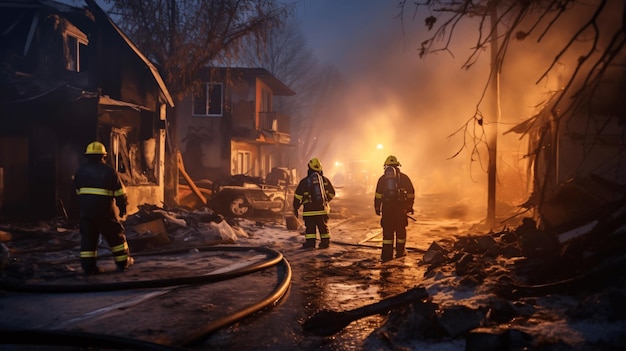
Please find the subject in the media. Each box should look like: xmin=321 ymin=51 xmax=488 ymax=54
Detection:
xmin=259 ymin=112 xmax=290 ymax=134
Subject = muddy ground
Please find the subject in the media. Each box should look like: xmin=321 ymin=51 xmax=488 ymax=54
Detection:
xmin=0 ymin=189 xmax=486 ymax=350
xmin=9 ymin=189 xmax=626 ymax=350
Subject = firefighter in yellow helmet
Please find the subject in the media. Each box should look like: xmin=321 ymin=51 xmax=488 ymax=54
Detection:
xmin=374 ymin=155 xmax=415 ymax=262
xmin=73 ymin=141 xmax=133 ymax=274
xmin=293 ymin=157 xmax=336 ymax=249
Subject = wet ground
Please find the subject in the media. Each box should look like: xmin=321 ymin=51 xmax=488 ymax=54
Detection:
xmin=203 ymin=191 xmax=483 ymax=350
xmin=0 ymin=190 xmax=486 ymax=350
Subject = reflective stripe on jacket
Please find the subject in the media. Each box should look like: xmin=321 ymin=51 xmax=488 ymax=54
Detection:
xmin=74 ymin=160 xmax=127 ymax=219
xmin=293 ymin=170 xmax=335 ymax=216
xmin=76 ymin=187 xmax=125 ymax=197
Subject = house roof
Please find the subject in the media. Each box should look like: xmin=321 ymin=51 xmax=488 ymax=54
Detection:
xmin=0 ymin=0 xmax=175 ymax=107
xmin=205 ymin=67 xmax=296 ymax=96
xmin=99 ymin=95 xmax=148 ymax=111
xmin=246 ymin=68 xmax=296 ymax=96
xmin=83 ymin=0 xmax=174 ymax=107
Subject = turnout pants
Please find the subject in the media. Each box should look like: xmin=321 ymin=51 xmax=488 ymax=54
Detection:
xmin=380 ymin=208 xmax=409 ymax=261
xmin=303 ymin=215 xmax=331 ymax=248
xmin=80 ymin=217 xmax=131 ymax=272
xmin=381 ymin=225 xmax=407 ymax=261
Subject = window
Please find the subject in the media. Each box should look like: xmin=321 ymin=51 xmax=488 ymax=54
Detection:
xmin=235 ymin=151 xmax=251 ymax=175
xmin=63 ymin=22 xmax=88 ymax=72
xmin=65 ymin=35 xmax=88 ymax=71
xmin=193 ymin=83 xmax=223 ymax=116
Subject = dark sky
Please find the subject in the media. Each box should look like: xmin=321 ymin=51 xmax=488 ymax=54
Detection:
xmin=293 ymin=0 xmax=403 ymax=77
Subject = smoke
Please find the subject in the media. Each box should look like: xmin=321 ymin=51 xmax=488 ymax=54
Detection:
xmin=296 ymin=2 xmax=494 ymax=214
xmin=294 ymin=0 xmax=623 ymax=221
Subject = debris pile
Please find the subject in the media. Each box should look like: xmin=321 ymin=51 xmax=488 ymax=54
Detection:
xmin=0 ymin=204 xmax=254 ymax=281
xmin=123 ymin=204 xmax=244 ymax=249
xmin=364 ymin=198 xmax=626 ymax=350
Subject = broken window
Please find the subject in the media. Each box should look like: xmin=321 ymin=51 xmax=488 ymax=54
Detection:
xmin=98 ymin=98 xmax=160 ymax=187
xmin=100 ymin=122 xmax=158 ymax=187
xmin=62 ymin=22 xmax=88 ymax=72
xmin=193 ymin=83 xmax=223 ymax=116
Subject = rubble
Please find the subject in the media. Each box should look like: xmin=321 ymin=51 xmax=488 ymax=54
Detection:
xmin=123 ymin=204 xmax=242 ymax=248
xmin=365 ymin=196 xmax=626 ymax=350
xmin=0 ymin=204 xmax=253 ymax=283
xmin=1 ymin=187 xmax=625 ymax=350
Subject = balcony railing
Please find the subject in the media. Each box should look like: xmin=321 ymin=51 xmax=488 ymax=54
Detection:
xmin=259 ymin=111 xmax=290 ymax=133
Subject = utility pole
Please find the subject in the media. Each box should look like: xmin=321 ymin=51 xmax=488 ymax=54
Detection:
xmin=486 ymin=0 xmax=501 ymax=228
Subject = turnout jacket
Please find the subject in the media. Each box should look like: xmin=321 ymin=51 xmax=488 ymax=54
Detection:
xmin=74 ymin=160 xmax=127 ymax=219
xmin=374 ymin=168 xmax=415 ymax=214
xmin=293 ymin=169 xmax=336 ymax=216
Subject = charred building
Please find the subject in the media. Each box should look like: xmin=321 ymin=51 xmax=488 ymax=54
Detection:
xmin=0 ymin=0 xmax=174 ymax=220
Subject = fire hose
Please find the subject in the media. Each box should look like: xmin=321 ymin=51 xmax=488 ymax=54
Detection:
xmin=0 ymin=245 xmax=292 ymax=350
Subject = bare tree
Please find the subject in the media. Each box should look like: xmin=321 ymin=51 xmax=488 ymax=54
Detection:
xmin=241 ymin=19 xmax=312 ymax=93
xmin=102 ymin=0 xmax=291 ymax=204
xmin=408 ymin=0 xmax=624 ymax=128
xmin=239 ymin=18 xmax=345 ymax=171
xmin=105 ymin=0 xmax=290 ymax=98
xmin=294 ymin=64 xmax=343 ymax=166
xmin=401 ymin=0 xmax=626 ymax=223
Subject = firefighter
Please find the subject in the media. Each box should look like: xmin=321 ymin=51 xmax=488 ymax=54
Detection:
xmin=374 ymin=155 xmax=415 ymax=262
xmin=293 ymin=157 xmax=336 ymax=249
xmin=74 ymin=141 xmax=133 ymax=274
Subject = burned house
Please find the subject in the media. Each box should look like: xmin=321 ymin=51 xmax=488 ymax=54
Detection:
xmin=507 ymin=62 xmax=626 ymax=233
xmin=0 ymin=0 xmax=174 ymax=220
xmin=177 ymin=67 xmax=295 ymax=184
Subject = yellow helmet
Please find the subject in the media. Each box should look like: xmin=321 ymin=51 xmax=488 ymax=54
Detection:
xmin=384 ymin=155 xmax=401 ymax=167
xmin=308 ymin=157 xmax=323 ymax=171
xmin=85 ymin=141 xmax=107 ymax=155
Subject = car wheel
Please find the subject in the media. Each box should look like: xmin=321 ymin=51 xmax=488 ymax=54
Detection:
xmin=227 ymin=196 xmax=250 ymax=217
xmin=270 ymin=197 xmax=285 ymax=213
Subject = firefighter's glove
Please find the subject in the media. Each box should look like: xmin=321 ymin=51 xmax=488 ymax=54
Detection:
xmin=375 ymin=208 xmax=381 ymax=216
xmin=409 ymin=208 xmax=414 ymax=215
xmin=119 ymin=207 xmax=127 ymax=218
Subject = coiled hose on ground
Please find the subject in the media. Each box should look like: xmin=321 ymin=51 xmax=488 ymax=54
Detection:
xmin=0 ymin=245 xmax=292 ymax=350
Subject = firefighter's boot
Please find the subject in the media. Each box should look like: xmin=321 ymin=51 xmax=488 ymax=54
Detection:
xmin=381 ymin=244 xmax=394 ymax=262
xmin=116 ymin=256 xmax=134 ymax=272
xmin=302 ymin=239 xmax=316 ymax=249
xmin=319 ymin=238 xmax=330 ymax=249
xmin=111 ymin=242 xmax=132 ymax=272
xmin=395 ymin=237 xmax=407 ymax=258
xmin=396 ymin=244 xmax=407 ymax=258
xmin=81 ymin=257 xmax=101 ymax=275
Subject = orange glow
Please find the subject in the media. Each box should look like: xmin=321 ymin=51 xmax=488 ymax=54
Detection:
xmin=306 ymin=5 xmax=612 ymax=221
